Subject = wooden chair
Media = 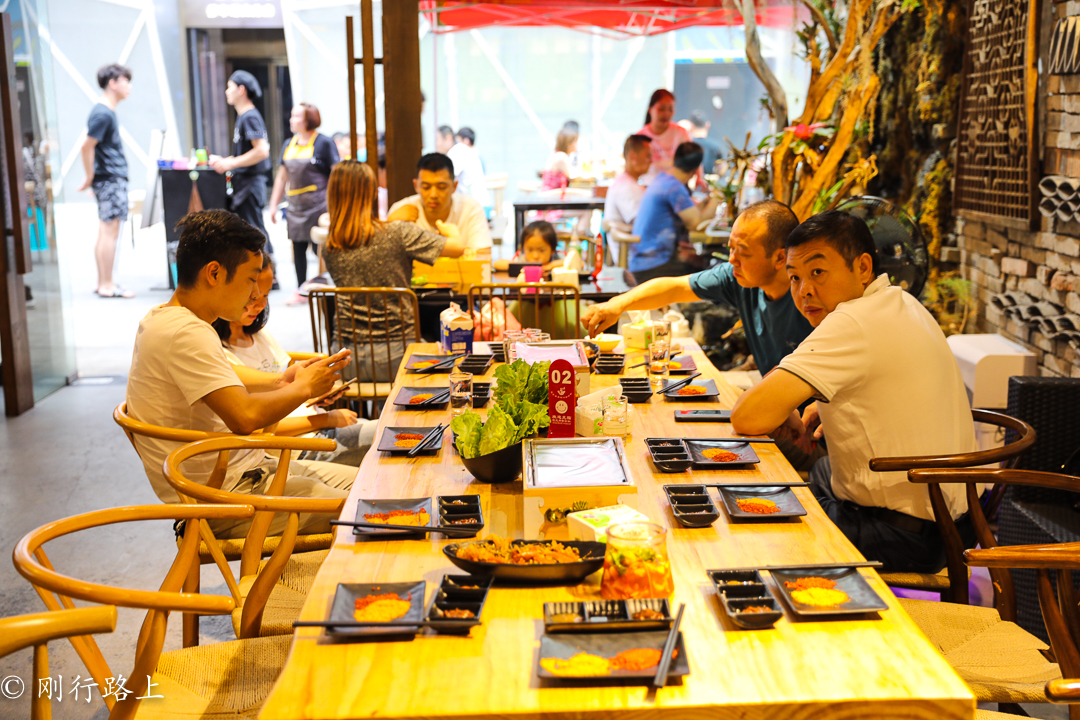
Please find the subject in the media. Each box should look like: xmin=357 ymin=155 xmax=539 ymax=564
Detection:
xmin=308 ymin=286 xmax=420 ymax=407
xmin=113 ymin=403 xmax=334 ymax=645
xmin=601 ymin=216 xmax=640 ymax=270
xmin=901 ymin=467 xmax=1080 ymax=717
xmin=13 ymin=503 xmax=294 ymax=720
xmin=468 ymin=283 xmax=581 ymax=341
xmin=163 ymin=435 xmax=348 ymax=641
xmin=0 ymin=606 xmax=117 ymax=720
xmin=870 ymin=409 xmax=1036 ymax=604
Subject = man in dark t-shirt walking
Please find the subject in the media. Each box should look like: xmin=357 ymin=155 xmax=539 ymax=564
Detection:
xmin=79 ymin=63 xmax=133 ymax=298
xmin=210 ymin=70 xmax=273 ymax=257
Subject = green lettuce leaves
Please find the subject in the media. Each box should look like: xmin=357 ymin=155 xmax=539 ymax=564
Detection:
xmin=452 ymin=359 xmax=553 ymax=458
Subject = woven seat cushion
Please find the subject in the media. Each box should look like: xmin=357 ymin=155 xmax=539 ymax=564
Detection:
xmin=137 ymin=634 xmax=291 ymax=719
xmin=194 ymin=532 xmax=333 ymax=564
xmin=231 ymin=549 xmax=328 ymax=637
xmin=345 ymin=381 xmax=394 ymax=399
xmin=899 ymin=597 xmax=1059 ymax=703
xmin=975 ymin=711 xmax=1033 ymax=719
xmin=882 ymin=566 xmax=970 ymax=592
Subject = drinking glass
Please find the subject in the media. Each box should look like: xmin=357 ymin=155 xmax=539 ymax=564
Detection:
xmin=449 ymin=370 xmax=473 ymax=418
xmin=601 ymin=522 xmax=674 ymax=599
xmin=503 ymin=331 xmax=525 ymax=363
xmin=653 ymin=319 xmax=672 ymax=348
xmin=534 ymin=332 xmax=551 ymax=343
xmin=601 ymin=395 xmax=629 ymax=438
xmin=647 ymin=340 xmax=670 ymax=391
xmin=522 ymin=328 xmax=542 ymax=341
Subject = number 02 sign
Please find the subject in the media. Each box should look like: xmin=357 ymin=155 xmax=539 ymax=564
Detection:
xmin=547 ymin=359 xmax=576 ymax=438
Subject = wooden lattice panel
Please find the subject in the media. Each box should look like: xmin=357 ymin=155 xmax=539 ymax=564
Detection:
xmin=954 ymin=0 xmax=1040 ymax=230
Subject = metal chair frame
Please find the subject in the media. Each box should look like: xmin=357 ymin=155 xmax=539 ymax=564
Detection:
xmin=467 ymin=282 xmax=581 ymax=341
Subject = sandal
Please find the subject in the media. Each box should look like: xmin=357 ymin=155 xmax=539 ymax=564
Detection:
xmin=96 ymin=286 xmax=135 ymax=299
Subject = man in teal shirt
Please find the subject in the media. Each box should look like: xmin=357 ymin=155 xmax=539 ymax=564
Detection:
xmin=582 ymin=199 xmax=818 ymax=465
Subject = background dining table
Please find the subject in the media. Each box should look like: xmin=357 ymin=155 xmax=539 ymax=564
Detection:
xmin=259 ymin=340 xmax=974 ymax=720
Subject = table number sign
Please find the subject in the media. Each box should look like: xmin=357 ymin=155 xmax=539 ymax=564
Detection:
xmin=547 ymin=359 xmax=575 ymax=438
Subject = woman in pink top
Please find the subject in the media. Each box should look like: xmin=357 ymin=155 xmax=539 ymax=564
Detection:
xmin=638 ymin=89 xmax=692 ymax=184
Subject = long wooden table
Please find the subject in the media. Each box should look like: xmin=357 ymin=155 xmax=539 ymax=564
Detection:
xmin=260 ymin=343 xmax=974 ymax=720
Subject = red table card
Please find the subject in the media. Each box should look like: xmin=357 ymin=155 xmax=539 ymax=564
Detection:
xmin=547 ymin=359 xmax=576 ymax=438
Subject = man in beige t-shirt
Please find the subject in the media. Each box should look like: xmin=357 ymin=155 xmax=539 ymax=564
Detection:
xmin=126 ymin=210 xmax=354 ymax=538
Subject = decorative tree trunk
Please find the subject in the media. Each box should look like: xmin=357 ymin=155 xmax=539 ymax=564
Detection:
xmin=738 ymin=0 xmax=788 ymax=132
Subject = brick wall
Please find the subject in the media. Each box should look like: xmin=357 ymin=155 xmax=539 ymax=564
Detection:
xmin=955 ymin=0 xmax=1080 ymax=378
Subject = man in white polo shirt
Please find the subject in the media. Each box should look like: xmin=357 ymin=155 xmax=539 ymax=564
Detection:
xmin=388 ymin=152 xmax=492 ymax=256
xmin=731 ymin=210 xmax=977 ymax=572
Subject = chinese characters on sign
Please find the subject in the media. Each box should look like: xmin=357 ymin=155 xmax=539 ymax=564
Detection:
xmin=33 ymin=674 xmax=162 ymax=702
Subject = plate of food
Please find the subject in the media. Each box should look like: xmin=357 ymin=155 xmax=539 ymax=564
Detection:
xmin=684 ymin=439 xmax=761 ymax=467
xmin=405 ymin=354 xmax=458 ymax=373
xmin=716 ymin=486 xmax=807 ymax=520
xmin=326 ymin=581 xmax=426 ymax=636
xmin=376 ymin=427 xmax=442 ymax=455
xmin=537 ymin=630 xmax=689 ymax=680
xmin=393 ymin=386 xmax=449 ymax=409
xmin=666 ymin=356 xmax=699 ymax=375
xmin=768 ymin=567 xmax=888 ymax=616
xmin=442 ymin=537 xmax=606 ymax=583
xmin=353 ymin=498 xmax=433 ymax=537
xmin=662 ymin=378 xmax=719 ymax=400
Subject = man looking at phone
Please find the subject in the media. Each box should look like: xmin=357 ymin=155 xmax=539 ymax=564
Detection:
xmin=126 ymin=210 xmax=356 ymax=538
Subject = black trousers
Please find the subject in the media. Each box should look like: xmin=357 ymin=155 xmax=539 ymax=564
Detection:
xmin=229 ymin=176 xmax=273 ymax=255
xmin=808 ymin=457 xmax=976 ymax=573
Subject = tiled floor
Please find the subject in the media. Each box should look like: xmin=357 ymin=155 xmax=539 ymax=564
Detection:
xmin=0 ymin=212 xmax=1067 ymax=719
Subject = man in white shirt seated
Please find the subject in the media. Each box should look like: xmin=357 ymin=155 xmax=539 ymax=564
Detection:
xmin=388 ymin=153 xmax=493 ymax=256
xmin=731 ymin=210 xmax=977 ymax=572
xmin=447 ymin=126 xmax=491 ymax=211
xmin=604 ymin=134 xmax=652 ymax=264
xmin=125 ymin=209 xmax=355 ymax=539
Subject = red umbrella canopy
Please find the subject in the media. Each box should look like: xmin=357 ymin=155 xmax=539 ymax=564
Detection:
xmin=422 ymin=1 xmax=800 ymax=37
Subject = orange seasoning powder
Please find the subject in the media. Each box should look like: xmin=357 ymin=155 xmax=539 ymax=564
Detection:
xmin=702 ymin=448 xmax=740 ymax=462
xmin=363 ymin=509 xmax=430 ymax=526
xmin=675 ymin=385 xmax=706 ymax=396
xmin=409 ymin=394 xmax=434 ymax=405
xmin=735 ymin=498 xmax=780 ymax=514
xmin=784 ymin=576 xmax=849 ymax=607
xmin=393 ymin=432 xmax=425 ymax=448
xmin=354 ymin=593 xmax=412 ymax=622
xmin=609 ymin=648 xmax=664 ymax=671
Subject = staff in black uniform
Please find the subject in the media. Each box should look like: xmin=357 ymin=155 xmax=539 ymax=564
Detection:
xmin=210 ymin=70 xmax=273 ymax=256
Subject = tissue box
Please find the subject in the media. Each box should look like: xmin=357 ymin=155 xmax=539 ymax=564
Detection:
xmin=522 ymin=438 xmax=638 ymax=540
xmin=567 ymin=504 xmax=651 ymax=542
xmin=575 ymin=385 xmax=631 ymax=436
xmin=622 ymin=321 xmax=655 ymax=350
xmin=440 ymin=304 xmax=474 ymax=355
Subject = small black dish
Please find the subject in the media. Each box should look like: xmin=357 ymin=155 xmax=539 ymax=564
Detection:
xmin=353 ymin=497 xmax=433 ymax=538
xmin=425 ymin=573 xmax=492 ymax=634
xmin=543 ymin=598 xmax=673 ymax=633
xmin=666 ymin=356 xmax=699 ymax=375
xmin=653 ymin=454 xmax=693 ymax=473
xmin=458 ymin=354 xmax=494 ymax=374
xmin=438 ymin=494 xmax=482 ymax=510
xmin=393 ymin=386 xmax=450 ymax=409
xmin=684 ymin=439 xmax=762 ymax=468
xmin=405 ymin=354 xmax=455 ymax=373
xmin=647 ymin=438 xmax=687 ymax=450
xmin=662 ymin=378 xmax=720 ymax=400
xmin=536 ymin=631 xmax=690 ymax=681
xmin=708 ymin=569 xmax=765 ymax=588
xmin=326 ymin=581 xmax=426 ymax=637
xmin=717 ymin=486 xmax=807 ymax=521
xmin=723 ymin=596 xmax=784 ymax=630
xmin=670 ymin=503 xmax=719 ymax=527
xmin=768 ymin=567 xmax=889 ymax=616
xmin=582 ymin=341 xmax=600 ymax=365
xmin=376 ymin=426 xmax=442 ymax=455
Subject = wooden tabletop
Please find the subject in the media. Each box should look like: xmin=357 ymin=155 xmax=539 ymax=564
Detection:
xmin=260 ymin=343 xmax=974 ymax=720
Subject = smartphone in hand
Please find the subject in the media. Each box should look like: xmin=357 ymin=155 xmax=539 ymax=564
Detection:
xmin=306 ymin=376 xmax=357 ymax=407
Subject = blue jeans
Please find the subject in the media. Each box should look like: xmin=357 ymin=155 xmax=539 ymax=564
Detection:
xmin=809 ymin=457 xmax=976 ymax=573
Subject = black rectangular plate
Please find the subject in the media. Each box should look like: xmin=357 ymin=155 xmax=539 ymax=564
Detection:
xmin=667 ymin=357 xmax=699 ymax=375
xmin=662 ymin=378 xmax=719 ymax=400
xmin=405 ymin=354 xmax=455 ymax=373
xmin=377 ymin=426 xmax=442 ymax=455
xmin=769 ymin=567 xmax=889 ymax=616
xmin=327 ymin=581 xmax=426 ymax=637
xmin=537 ymin=631 xmax=690 ymax=680
xmin=717 ymin=486 xmax=807 ymax=520
xmin=393 ymin=386 xmax=449 ymax=409
xmin=354 ymin=497 xmax=433 ymax=537
xmin=684 ymin=439 xmax=761 ymax=467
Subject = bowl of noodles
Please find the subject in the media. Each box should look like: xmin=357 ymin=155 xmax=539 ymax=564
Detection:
xmin=443 ymin=536 xmax=606 ymax=583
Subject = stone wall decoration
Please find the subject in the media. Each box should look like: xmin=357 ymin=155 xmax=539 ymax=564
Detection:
xmin=953 ymin=0 xmax=1041 ymax=230
xmin=1049 ymin=17 xmax=1080 ymax=75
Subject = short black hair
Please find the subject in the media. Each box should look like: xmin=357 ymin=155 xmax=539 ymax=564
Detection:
xmin=785 ymin=210 xmax=879 ymax=273
xmin=417 ymin=152 xmax=454 ymax=178
xmin=689 ymin=110 xmax=708 ymax=128
xmin=673 ymin=141 xmax=703 ymax=173
xmin=97 ymin=63 xmax=131 ymax=89
xmin=624 ymin=134 xmax=651 ymax=156
xmin=437 ymin=125 xmax=454 ymax=139
xmin=456 ymin=126 xmax=475 ymax=144
xmin=738 ymin=200 xmax=799 ymax=255
xmin=174 ymin=210 xmax=266 ymax=288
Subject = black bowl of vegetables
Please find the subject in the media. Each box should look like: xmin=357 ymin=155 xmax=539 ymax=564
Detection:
xmin=460 ymin=442 xmax=524 ymax=484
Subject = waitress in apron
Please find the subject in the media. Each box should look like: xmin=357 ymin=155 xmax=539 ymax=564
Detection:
xmin=269 ymin=102 xmax=340 ymax=303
